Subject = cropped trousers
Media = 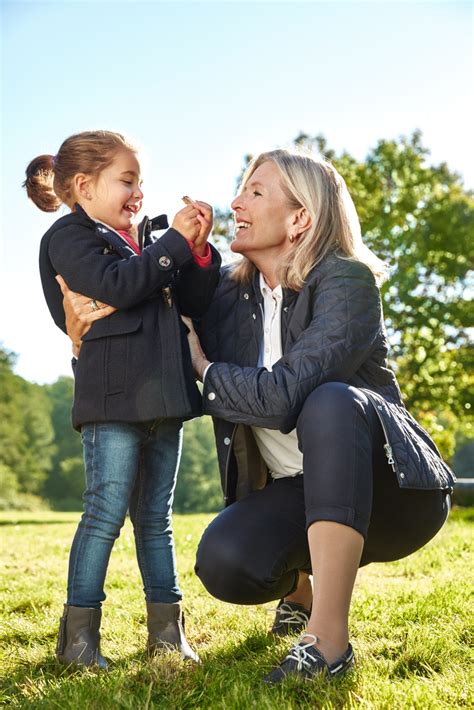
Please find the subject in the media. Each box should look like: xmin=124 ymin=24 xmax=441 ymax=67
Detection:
xmin=195 ymin=383 xmax=450 ymax=605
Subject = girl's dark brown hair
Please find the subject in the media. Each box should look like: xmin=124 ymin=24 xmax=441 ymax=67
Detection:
xmin=23 ymin=130 xmax=136 ymax=212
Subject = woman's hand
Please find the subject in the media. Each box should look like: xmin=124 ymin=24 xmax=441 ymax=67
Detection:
xmin=55 ymin=275 xmax=116 ymax=357
xmin=181 ymin=316 xmax=211 ymax=381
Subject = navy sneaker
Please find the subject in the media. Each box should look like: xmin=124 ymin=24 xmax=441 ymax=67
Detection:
xmin=270 ymin=600 xmax=311 ymax=636
xmin=263 ymin=635 xmax=355 ymax=685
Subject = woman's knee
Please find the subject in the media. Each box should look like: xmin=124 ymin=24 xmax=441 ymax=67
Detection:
xmin=296 ymin=383 xmax=368 ymax=443
xmin=195 ymin=513 xmax=296 ymax=605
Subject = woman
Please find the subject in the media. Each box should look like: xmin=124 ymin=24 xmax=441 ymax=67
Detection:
xmin=61 ymin=148 xmax=454 ymax=684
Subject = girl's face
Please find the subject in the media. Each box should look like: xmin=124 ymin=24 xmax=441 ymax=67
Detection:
xmin=230 ymin=161 xmax=297 ymax=261
xmin=81 ymin=150 xmax=143 ymax=231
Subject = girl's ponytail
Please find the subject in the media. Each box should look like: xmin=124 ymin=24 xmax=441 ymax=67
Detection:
xmin=23 ymin=154 xmax=61 ymax=212
xmin=24 ymin=131 xmax=136 ymax=212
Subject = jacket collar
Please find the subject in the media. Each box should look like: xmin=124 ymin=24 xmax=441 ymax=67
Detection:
xmin=73 ymin=203 xmax=138 ymax=258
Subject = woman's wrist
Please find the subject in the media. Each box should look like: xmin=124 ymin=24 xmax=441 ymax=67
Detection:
xmin=197 ymin=357 xmax=211 ymax=382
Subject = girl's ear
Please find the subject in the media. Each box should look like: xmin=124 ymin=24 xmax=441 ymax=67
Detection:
xmin=292 ymin=207 xmax=312 ymax=237
xmin=72 ymin=173 xmax=93 ymax=200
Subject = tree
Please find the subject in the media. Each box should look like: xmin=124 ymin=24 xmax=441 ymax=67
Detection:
xmin=0 ymin=345 xmax=55 ymax=505
xmin=43 ymin=377 xmax=84 ymax=505
xmin=174 ymin=416 xmax=223 ymax=513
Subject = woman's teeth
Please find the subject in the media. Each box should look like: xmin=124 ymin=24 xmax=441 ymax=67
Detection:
xmin=235 ymin=221 xmax=251 ymax=232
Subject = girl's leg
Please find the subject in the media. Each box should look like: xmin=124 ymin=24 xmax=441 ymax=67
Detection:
xmin=129 ymin=418 xmax=183 ymax=603
xmin=68 ymin=422 xmax=143 ymax=608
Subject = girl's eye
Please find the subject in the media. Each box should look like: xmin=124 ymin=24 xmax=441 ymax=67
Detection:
xmin=253 ymin=190 xmax=262 ymax=197
xmin=122 ymin=180 xmax=133 ymax=185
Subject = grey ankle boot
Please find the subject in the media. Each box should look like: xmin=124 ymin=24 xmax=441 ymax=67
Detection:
xmin=146 ymin=601 xmax=200 ymax=663
xmin=56 ymin=604 xmax=108 ymax=669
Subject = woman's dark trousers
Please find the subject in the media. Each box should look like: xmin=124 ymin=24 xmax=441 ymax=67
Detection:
xmin=195 ymin=383 xmax=450 ymax=605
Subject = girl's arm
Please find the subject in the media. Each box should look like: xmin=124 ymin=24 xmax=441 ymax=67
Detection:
xmin=174 ymin=201 xmax=222 ymax=318
xmin=48 ymin=207 xmax=199 ymax=310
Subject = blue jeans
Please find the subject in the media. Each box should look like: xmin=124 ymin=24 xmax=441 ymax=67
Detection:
xmin=67 ymin=418 xmax=183 ymax=608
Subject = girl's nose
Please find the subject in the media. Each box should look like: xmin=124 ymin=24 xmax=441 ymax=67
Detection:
xmin=135 ymin=185 xmax=144 ymax=200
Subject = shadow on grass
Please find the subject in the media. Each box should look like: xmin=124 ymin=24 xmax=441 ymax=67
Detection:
xmin=2 ymin=632 xmax=355 ymax=709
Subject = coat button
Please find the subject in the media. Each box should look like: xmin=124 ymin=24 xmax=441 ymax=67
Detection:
xmin=224 ymin=437 xmax=231 ymax=445
xmin=159 ymin=255 xmax=171 ymax=268
xmin=208 ymin=392 xmax=216 ymax=401
xmin=252 ymin=313 xmax=256 ymax=319
xmin=378 ymin=405 xmax=383 ymax=411
xmin=400 ymin=472 xmax=405 ymax=479
xmin=243 ymin=293 xmax=249 ymax=300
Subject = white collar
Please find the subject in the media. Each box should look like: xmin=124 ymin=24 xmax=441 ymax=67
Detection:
xmin=259 ymin=272 xmax=282 ymax=299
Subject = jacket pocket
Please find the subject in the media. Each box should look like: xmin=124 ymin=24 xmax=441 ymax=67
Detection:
xmin=82 ymin=317 xmax=142 ymax=395
xmin=81 ymin=316 xmax=142 ymax=341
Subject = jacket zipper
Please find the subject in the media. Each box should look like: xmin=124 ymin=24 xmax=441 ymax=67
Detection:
xmin=223 ymin=424 xmax=238 ymax=504
xmin=363 ymin=391 xmax=398 ymax=474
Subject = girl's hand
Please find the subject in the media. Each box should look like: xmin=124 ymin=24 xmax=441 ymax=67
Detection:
xmin=181 ymin=316 xmax=211 ymax=381
xmin=55 ymin=275 xmax=116 ymax=356
xmin=172 ymin=205 xmax=200 ymax=245
xmin=193 ymin=201 xmax=213 ymax=257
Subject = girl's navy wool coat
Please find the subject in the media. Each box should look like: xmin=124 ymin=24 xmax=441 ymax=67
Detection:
xmin=39 ymin=206 xmax=221 ymax=429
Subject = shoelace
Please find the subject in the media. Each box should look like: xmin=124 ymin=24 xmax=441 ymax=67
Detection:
xmin=284 ymin=634 xmax=321 ymax=672
xmin=268 ymin=603 xmax=310 ymax=627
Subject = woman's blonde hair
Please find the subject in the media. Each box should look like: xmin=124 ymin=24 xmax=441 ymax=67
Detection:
xmin=23 ymin=130 xmax=136 ymax=212
xmin=231 ymin=147 xmax=387 ymax=289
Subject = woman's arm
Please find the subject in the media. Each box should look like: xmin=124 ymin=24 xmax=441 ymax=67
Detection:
xmin=200 ymin=259 xmax=383 ymax=432
xmin=56 ymin=275 xmax=116 ymax=356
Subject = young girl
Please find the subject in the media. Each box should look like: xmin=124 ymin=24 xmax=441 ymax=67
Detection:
xmin=24 ymin=130 xmax=220 ymax=668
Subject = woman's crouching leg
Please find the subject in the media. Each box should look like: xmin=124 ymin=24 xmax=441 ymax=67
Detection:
xmin=195 ymin=477 xmax=310 ymax=605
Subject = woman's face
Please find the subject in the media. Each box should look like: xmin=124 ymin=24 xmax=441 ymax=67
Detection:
xmin=230 ymin=161 xmax=297 ymax=260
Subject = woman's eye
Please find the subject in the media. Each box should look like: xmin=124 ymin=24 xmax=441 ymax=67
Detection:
xmin=253 ymin=190 xmax=262 ymax=197
xmin=122 ymin=180 xmax=133 ymax=185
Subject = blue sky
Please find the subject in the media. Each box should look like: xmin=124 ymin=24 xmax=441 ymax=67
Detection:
xmin=1 ymin=0 xmax=473 ymax=383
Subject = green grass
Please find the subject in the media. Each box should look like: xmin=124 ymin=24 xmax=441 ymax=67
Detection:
xmin=1 ymin=508 xmax=473 ymax=709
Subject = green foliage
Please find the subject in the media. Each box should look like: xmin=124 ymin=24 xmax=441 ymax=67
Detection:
xmin=0 ymin=345 xmax=55 ymax=505
xmin=1 ymin=509 xmax=473 ymax=707
xmin=174 ymin=416 xmax=223 ymax=513
xmin=43 ymin=377 xmax=83 ymax=504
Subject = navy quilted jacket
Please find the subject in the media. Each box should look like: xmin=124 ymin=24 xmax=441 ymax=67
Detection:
xmin=199 ymin=255 xmax=455 ymax=504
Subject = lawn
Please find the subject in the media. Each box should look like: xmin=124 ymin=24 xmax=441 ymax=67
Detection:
xmin=1 ymin=508 xmax=473 ymax=709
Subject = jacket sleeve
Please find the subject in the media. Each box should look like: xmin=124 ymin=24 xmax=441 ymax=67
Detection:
xmin=174 ymin=244 xmax=222 ymax=318
xmin=48 ymin=224 xmax=195 ymax=309
xmin=202 ymin=259 xmax=383 ymax=432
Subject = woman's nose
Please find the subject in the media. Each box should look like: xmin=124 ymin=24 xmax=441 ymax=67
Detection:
xmin=231 ymin=194 xmax=242 ymax=211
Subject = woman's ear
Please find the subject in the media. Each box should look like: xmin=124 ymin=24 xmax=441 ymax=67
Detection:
xmin=292 ymin=207 xmax=312 ymax=237
xmin=72 ymin=173 xmax=93 ymax=200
